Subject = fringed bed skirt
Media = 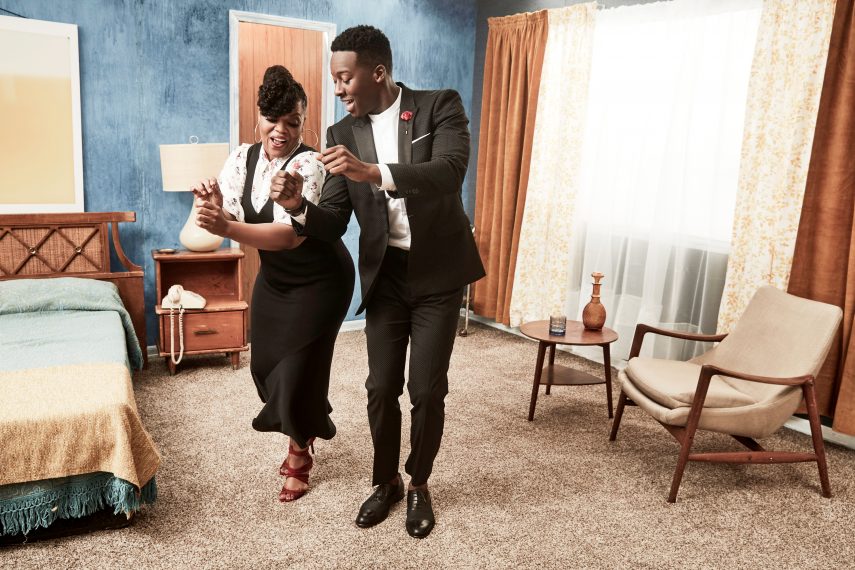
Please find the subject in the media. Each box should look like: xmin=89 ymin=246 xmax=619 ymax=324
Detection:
xmin=0 ymin=472 xmax=157 ymax=537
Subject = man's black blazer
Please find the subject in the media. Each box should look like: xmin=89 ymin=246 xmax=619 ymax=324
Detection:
xmin=298 ymin=83 xmax=485 ymax=313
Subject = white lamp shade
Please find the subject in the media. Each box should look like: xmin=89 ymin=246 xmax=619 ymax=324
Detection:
xmin=159 ymin=143 xmax=230 ymax=192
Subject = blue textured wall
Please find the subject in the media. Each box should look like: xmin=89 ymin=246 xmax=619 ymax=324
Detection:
xmin=2 ymin=0 xmax=477 ymax=345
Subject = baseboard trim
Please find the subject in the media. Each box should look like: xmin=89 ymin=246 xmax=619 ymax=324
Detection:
xmin=460 ymin=311 xmax=607 ymax=364
xmin=339 ymin=319 xmax=367 ymax=333
xmin=784 ymin=417 xmax=855 ymax=451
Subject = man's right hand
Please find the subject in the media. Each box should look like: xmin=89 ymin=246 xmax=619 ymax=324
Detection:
xmin=320 ymin=145 xmax=381 ymax=185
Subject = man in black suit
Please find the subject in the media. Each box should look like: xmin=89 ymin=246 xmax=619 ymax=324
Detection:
xmin=272 ymin=25 xmax=484 ymax=538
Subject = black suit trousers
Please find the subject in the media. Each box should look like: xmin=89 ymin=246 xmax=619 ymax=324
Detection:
xmin=364 ymin=247 xmax=462 ymax=486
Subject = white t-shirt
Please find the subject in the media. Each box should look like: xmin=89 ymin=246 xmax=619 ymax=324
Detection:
xmin=369 ymin=88 xmax=411 ymax=250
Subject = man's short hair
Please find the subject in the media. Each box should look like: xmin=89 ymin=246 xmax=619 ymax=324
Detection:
xmin=331 ymin=25 xmax=393 ymax=74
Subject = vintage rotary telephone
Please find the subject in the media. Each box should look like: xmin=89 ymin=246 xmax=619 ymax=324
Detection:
xmin=161 ymin=285 xmax=206 ymax=364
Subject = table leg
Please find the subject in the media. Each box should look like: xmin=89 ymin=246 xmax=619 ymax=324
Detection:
xmin=230 ymin=352 xmax=240 ymax=370
xmin=603 ymin=343 xmax=613 ymax=418
xmin=528 ymin=341 xmax=548 ymax=421
xmin=546 ymin=343 xmax=556 ymax=395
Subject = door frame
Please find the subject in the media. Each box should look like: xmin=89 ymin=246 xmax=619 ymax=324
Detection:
xmin=228 ymin=10 xmax=337 ymax=152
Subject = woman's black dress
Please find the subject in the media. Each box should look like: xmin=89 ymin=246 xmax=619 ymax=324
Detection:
xmin=241 ymin=142 xmax=354 ymax=448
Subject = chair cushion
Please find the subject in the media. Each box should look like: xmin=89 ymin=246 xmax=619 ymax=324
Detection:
xmin=619 ymin=369 xmax=803 ymax=438
xmin=625 ymin=357 xmax=757 ymax=409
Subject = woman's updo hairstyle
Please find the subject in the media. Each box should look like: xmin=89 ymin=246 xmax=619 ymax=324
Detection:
xmin=257 ymin=65 xmax=308 ymax=119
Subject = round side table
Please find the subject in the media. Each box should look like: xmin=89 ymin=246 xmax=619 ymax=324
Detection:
xmin=519 ymin=320 xmax=618 ymax=421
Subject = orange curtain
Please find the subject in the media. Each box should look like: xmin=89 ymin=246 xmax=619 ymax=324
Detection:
xmin=788 ymin=0 xmax=855 ymax=433
xmin=473 ymin=11 xmax=548 ymax=325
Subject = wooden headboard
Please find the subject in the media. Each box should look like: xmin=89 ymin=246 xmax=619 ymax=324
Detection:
xmin=0 ymin=212 xmax=147 ymax=368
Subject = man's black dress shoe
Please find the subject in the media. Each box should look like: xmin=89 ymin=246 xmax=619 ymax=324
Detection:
xmin=405 ymin=489 xmax=435 ymax=538
xmin=355 ymin=475 xmax=405 ymax=528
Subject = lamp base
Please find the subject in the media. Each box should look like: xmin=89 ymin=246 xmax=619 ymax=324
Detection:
xmin=179 ymin=204 xmax=224 ymax=252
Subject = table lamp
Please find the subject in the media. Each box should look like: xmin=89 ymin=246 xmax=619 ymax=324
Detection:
xmin=159 ymin=139 xmax=230 ymax=252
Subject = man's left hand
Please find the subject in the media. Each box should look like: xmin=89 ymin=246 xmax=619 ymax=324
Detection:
xmin=321 ymin=145 xmax=382 ymax=185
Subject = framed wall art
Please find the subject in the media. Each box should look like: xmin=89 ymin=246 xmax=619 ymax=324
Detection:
xmin=0 ymin=15 xmax=83 ymax=213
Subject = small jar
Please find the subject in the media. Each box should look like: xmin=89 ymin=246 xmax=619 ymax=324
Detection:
xmin=549 ymin=314 xmax=567 ymax=336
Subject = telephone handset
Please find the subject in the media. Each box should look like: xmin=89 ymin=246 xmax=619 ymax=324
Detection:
xmin=161 ymin=284 xmax=206 ymax=310
xmin=161 ymin=285 xmax=206 ymax=365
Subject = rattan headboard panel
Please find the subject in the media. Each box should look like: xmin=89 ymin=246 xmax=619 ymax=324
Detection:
xmin=0 ymin=225 xmax=105 ymax=276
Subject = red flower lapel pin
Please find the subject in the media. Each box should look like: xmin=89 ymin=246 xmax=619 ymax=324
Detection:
xmin=400 ymin=110 xmax=413 ymax=122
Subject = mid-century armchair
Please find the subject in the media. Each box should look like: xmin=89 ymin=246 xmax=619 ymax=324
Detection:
xmin=609 ymin=286 xmax=842 ymax=502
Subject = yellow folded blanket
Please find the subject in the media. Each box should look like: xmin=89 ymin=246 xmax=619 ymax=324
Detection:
xmin=0 ymin=362 xmax=160 ymax=489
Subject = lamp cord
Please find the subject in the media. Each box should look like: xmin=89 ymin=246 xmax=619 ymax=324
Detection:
xmin=0 ymin=7 xmax=27 ymax=17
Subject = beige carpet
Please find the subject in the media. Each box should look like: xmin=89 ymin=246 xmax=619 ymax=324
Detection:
xmin=4 ymin=322 xmax=855 ymax=568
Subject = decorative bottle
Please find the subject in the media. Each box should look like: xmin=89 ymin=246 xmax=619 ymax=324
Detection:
xmin=582 ymin=272 xmax=606 ymax=330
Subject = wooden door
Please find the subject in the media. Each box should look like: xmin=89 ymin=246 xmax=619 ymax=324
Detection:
xmin=236 ymin=21 xmax=327 ymax=334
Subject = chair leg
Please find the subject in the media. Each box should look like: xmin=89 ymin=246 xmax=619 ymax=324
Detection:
xmin=803 ymin=382 xmax=832 ymax=498
xmin=458 ymin=283 xmax=471 ymax=337
xmin=667 ymin=423 xmax=697 ymax=503
xmin=609 ymin=390 xmax=628 ymax=441
xmin=667 ymin=372 xmax=712 ymax=503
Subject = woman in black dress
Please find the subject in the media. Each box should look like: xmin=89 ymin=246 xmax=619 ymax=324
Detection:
xmin=193 ymin=66 xmax=354 ymax=502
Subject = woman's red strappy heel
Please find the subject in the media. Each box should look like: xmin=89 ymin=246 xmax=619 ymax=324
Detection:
xmin=279 ymin=438 xmax=314 ymax=476
xmin=278 ymin=438 xmax=315 ymax=503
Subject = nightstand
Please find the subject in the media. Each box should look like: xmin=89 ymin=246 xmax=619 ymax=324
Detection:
xmin=153 ymin=248 xmax=249 ymax=375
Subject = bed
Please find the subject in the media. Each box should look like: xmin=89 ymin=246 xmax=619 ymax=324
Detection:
xmin=0 ymin=212 xmax=160 ymax=543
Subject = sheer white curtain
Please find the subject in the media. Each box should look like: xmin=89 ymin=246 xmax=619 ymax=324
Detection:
xmin=565 ymin=0 xmax=762 ymax=363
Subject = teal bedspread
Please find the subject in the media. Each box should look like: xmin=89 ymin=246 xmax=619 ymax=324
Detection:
xmin=0 ymin=277 xmax=143 ymax=370
xmin=0 ymin=311 xmax=131 ymax=372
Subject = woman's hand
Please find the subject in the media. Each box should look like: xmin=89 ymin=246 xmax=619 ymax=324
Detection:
xmin=191 ymin=177 xmax=223 ymax=208
xmin=195 ymin=198 xmax=230 ymax=237
xmin=269 ymin=170 xmax=304 ymax=210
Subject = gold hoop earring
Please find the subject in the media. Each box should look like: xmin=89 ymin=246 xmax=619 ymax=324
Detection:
xmin=254 ymin=122 xmax=261 ymax=143
xmin=303 ymin=128 xmax=320 ymax=149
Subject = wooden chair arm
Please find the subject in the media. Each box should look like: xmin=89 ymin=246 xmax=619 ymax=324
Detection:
xmin=698 ymin=364 xmax=814 ymax=387
xmin=628 ymin=323 xmax=728 ymax=359
xmin=681 ymin=365 xmax=814 ymax=432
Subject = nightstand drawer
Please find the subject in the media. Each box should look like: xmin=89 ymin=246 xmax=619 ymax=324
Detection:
xmin=160 ymin=310 xmax=245 ymax=352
